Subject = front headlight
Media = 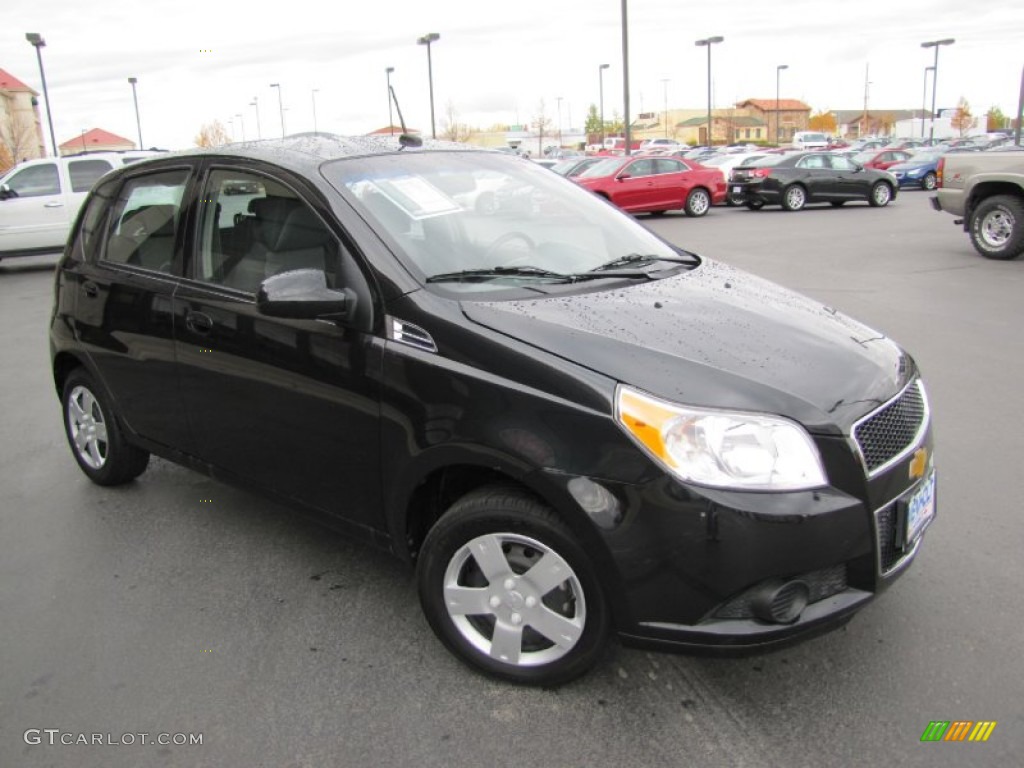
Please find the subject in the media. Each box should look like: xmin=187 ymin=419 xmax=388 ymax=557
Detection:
xmin=907 ymin=168 xmax=924 ymax=177
xmin=616 ymin=386 xmax=827 ymax=491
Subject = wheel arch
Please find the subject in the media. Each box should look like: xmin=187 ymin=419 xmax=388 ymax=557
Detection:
xmin=966 ymin=182 xmax=1024 ymax=230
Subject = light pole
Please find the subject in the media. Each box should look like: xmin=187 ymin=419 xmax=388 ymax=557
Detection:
xmin=127 ymin=77 xmax=143 ymax=149
xmin=385 ymin=67 xmax=395 ymax=136
xmin=775 ymin=64 xmax=788 ymax=145
xmin=661 ymin=78 xmax=670 ymax=138
xmin=598 ymin=63 xmax=609 ymax=145
xmin=235 ymin=113 xmax=245 ymax=142
xmin=921 ymin=66 xmax=935 ymax=139
xmin=270 ymin=83 xmax=285 ymax=137
xmin=921 ymin=38 xmax=955 ymax=142
xmin=417 ymin=33 xmax=440 ymax=139
xmin=311 ymin=89 xmax=319 ymax=133
xmin=25 ymin=33 xmax=57 ymax=157
xmin=695 ymin=36 xmax=724 ymax=148
xmin=620 ymin=0 xmax=631 ymax=156
xmin=250 ymin=97 xmax=261 ymax=139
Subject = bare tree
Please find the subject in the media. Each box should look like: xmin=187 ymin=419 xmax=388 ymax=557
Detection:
xmin=532 ymin=100 xmax=552 ymax=156
xmin=441 ymin=101 xmax=473 ymax=143
xmin=0 ymin=108 xmax=38 ymax=172
xmin=194 ymin=120 xmax=232 ymax=148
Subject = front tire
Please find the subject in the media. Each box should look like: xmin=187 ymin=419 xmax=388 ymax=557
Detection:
xmin=417 ymin=486 xmax=610 ymax=686
xmin=62 ymin=369 xmax=149 ymax=485
xmin=745 ymin=199 xmax=764 ymax=211
xmin=922 ymin=172 xmax=937 ymax=191
xmin=684 ymin=188 xmax=711 ymax=217
xmin=868 ymin=181 xmax=893 ymax=207
xmin=969 ymin=195 xmax=1024 ymax=260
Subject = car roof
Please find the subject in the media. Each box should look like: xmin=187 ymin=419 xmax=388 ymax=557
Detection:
xmin=149 ymin=133 xmax=484 ymax=175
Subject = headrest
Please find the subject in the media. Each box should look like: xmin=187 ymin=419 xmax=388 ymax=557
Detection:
xmin=276 ymin=206 xmax=330 ymax=251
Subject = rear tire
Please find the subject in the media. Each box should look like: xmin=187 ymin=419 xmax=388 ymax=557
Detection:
xmin=417 ymin=486 xmax=610 ymax=685
xmin=969 ymin=195 xmax=1024 ymax=260
xmin=782 ymin=185 xmax=807 ymax=211
xmin=62 ymin=369 xmax=149 ymax=486
xmin=922 ymin=172 xmax=937 ymax=191
xmin=745 ymin=199 xmax=764 ymax=211
xmin=684 ymin=188 xmax=711 ymax=217
xmin=868 ymin=181 xmax=893 ymax=207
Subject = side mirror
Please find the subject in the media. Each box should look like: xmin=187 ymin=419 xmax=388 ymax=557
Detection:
xmin=0 ymin=183 xmax=14 ymax=200
xmin=256 ymin=269 xmax=354 ymax=320
xmin=616 ymin=172 xmax=631 ymax=181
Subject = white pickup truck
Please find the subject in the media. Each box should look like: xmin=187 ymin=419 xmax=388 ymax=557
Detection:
xmin=931 ymin=148 xmax=1024 ymax=260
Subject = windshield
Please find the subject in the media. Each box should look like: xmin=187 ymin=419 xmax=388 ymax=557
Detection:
xmin=323 ymin=151 xmax=690 ymax=294
xmin=577 ymin=158 xmax=626 ymax=178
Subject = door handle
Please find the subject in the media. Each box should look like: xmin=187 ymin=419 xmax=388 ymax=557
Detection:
xmin=82 ymin=280 xmax=99 ymax=298
xmin=44 ymin=201 xmax=64 ymax=208
xmin=185 ymin=310 xmax=213 ymax=335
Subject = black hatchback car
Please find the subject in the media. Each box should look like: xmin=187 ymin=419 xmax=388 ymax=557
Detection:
xmin=49 ymin=135 xmax=935 ymax=685
xmin=730 ymin=152 xmax=899 ymax=211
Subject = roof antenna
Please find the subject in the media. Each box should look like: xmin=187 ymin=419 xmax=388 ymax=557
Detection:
xmin=389 ymin=85 xmax=422 ymax=149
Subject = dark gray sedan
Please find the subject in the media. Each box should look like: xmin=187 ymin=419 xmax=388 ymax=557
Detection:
xmin=729 ymin=152 xmax=899 ymax=211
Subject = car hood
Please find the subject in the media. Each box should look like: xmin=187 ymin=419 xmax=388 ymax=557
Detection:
xmin=461 ymin=260 xmax=911 ymax=434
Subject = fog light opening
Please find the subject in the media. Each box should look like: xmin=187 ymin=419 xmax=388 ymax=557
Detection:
xmin=751 ymin=580 xmax=810 ymax=624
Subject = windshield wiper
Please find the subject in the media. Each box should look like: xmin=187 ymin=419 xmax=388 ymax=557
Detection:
xmin=426 ymin=264 xmax=661 ymax=284
xmin=589 ymin=252 xmax=697 ymax=272
xmin=426 ymin=266 xmax=572 ymax=283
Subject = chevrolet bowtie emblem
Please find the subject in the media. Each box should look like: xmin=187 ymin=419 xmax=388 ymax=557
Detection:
xmin=909 ymin=448 xmax=928 ymax=479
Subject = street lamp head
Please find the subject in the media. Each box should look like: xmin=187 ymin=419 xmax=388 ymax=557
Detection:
xmin=270 ymin=83 xmax=280 ymax=88
xmin=921 ymin=38 xmax=955 ymax=48
xmin=417 ymin=32 xmax=440 ymax=45
xmin=26 ymin=32 xmax=45 ymax=47
xmin=128 ymin=77 xmax=137 ymax=85
xmin=695 ymin=36 xmax=724 ymax=47
xmin=386 ymin=66 xmax=394 ymax=74
xmin=777 ymin=64 xmax=789 ymax=72
xmin=600 ymin=63 xmax=610 ymax=71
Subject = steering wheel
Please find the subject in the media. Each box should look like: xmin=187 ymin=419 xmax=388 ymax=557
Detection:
xmin=483 ymin=231 xmax=537 ymax=265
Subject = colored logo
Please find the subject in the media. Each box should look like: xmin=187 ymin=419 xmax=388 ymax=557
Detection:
xmin=909 ymin=448 xmax=929 ymax=479
xmin=921 ymin=721 xmax=997 ymax=742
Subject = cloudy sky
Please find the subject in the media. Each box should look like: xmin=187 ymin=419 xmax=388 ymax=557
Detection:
xmin=6 ymin=0 xmax=1024 ymax=151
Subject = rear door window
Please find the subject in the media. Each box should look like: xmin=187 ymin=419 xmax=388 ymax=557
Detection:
xmin=68 ymin=159 xmax=115 ymax=193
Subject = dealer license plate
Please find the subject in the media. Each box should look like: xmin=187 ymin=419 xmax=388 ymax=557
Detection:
xmin=732 ymin=185 xmax=742 ymax=194
xmin=905 ymin=472 xmax=936 ymax=546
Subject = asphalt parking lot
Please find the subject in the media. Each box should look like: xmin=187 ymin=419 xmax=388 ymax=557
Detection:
xmin=2 ymin=189 xmax=1021 ymax=768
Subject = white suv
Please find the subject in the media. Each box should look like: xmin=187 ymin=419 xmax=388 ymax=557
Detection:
xmin=0 ymin=151 xmax=158 ymax=261
xmin=790 ymin=132 xmax=830 ymax=151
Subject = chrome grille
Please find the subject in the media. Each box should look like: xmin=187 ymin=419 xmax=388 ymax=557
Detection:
xmin=853 ymin=380 xmax=927 ymax=475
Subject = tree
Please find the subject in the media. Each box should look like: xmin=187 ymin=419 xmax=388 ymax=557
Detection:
xmin=951 ymin=97 xmax=977 ymax=137
xmin=441 ymin=101 xmax=473 ymax=143
xmin=584 ymin=104 xmax=602 ymax=137
xmin=808 ymin=110 xmax=837 ymax=133
xmin=986 ymin=106 xmax=1008 ymax=132
xmin=194 ymin=120 xmax=231 ymax=147
xmin=1 ymin=109 xmax=38 ymax=172
xmin=532 ymin=99 xmax=552 ymax=155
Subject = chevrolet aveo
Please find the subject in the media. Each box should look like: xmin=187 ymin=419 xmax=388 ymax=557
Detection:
xmin=49 ymin=135 xmax=936 ymax=685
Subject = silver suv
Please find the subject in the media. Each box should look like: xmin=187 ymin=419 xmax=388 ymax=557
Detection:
xmin=0 ymin=151 xmax=158 ymax=261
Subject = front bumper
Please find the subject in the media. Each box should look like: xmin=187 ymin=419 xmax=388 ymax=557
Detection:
xmin=563 ymin=418 xmax=935 ymax=652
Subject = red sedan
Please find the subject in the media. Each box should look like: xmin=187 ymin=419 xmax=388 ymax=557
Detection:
xmin=574 ymin=155 xmax=726 ymax=216
xmin=852 ymin=149 xmax=913 ymax=171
